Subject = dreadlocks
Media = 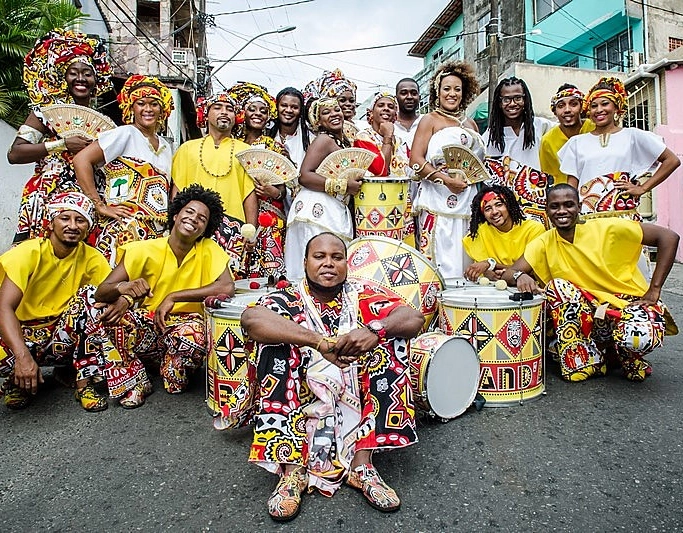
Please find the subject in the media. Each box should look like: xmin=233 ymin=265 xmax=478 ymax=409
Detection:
xmin=487 ymin=77 xmax=536 ymax=152
xmin=467 ymin=185 xmax=526 ymax=238
xmin=268 ymin=87 xmax=312 ymax=151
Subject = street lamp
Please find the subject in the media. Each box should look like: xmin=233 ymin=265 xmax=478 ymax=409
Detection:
xmin=208 ymin=25 xmax=296 ymax=83
xmin=500 ymin=28 xmax=542 ymax=41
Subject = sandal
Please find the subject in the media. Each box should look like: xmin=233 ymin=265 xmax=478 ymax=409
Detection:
xmin=3 ymin=379 xmax=32 ymax=410
xmin=267 ymin=468 xmax=307 ymax=522
xmin=347 ymin=463 xmax=401 ymax=512
xmin=119 ymin=380 xmax=153 ymax=409
xmin=74 ymin=383 xmax=108 ymax=412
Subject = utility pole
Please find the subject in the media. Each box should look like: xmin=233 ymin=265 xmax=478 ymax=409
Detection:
xmin=487 ymin=0 xmax=500 ymax=117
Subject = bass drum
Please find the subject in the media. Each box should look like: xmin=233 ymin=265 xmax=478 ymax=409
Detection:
xmin=409 ymin=332 xmax=480 ymax=420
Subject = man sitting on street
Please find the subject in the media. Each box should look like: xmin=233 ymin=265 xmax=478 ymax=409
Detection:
xmin=503 ymin=184 xmax=679 ymax=382
xmin=0 ymin=192 xmax=111 ymax=411
xmin=91 ymin=185 xmax=235 ymax=408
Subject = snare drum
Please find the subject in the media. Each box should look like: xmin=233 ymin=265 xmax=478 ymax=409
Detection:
xmin=354 ymin=176 xmax=409 ymax=240
xmin=347 ymin=236 xmax=444 ymax=331
xmin=439 ymin=286 xmax=545 ymax=407
xmin=205 ymin=293 xmax=261 ymax=416
xmin=409 ymin=332 xmax=479 ymax=420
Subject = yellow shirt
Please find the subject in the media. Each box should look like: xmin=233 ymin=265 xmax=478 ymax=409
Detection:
xmin=0 ymin=239 xmax=111 ymax=321
xmin=524 ymin=218 xmax=647 ymax=308
xmin=539 ymin=120 xmax=595 ymax=184
xmin=463 ymin=219 xmax=545 ymax=265
xmin=121 ymin=237 xmax=229 ymax=314
xmin=172 ymin=137 xmax=255 ymax=222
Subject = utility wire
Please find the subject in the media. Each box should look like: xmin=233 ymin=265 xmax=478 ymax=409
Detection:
xmin=211 ymin=0 xmax=313 ymax=17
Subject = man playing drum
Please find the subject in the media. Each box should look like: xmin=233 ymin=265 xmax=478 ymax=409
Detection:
xmin=462 ymin=185 xmax=545 ymax=282
xmin=90 ymin=185 xmax=235 ymax=408
xmin=239 ymin=233 xmax=424 ymax=521
xmin=503 ymin=184 xmax=679 ymax=383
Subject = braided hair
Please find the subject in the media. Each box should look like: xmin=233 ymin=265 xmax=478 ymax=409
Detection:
xmin=467 ymin=184 xmax=525 ymax=238
xmin=487 ymin=77 xmax=536 ymax=152
xmin=268 ymin=87 xmax=311 ymax=151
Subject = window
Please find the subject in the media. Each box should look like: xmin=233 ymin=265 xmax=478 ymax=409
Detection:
xmin=137 ymin=0 xmax=161 ymax=39
xmin=564 ymin=57 xmax=579 ymax=68
xmin=432 ymin=48 xmax=443 ymax=63
xmin=595 ymin=30 xmax=631 ymax=71
xmin=477 ymin=12 xmax=491 ymax=53
xmin=534 ymin=0 xmax=572 ymax=23
xmin=670 ymin=37 xmax=683 ymax=52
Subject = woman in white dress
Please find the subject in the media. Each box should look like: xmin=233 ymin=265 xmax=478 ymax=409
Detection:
xmin=409 ymin=61 xmax=483 ymax=280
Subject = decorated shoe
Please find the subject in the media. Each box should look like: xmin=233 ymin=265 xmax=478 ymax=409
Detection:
xmin=563 ymin=363 xmax=607 ymax=382
xmin=74 ymin=383 xmax=108 ymax=412
xmin=119 ymin=380 xmax=152 ymax=409
xmin=3 ymin=380 xmax=32 ymax=410
xmin=267 ymin=468 xmax=307 ymax=522
xmin=622 ymin=358 xmax=650 ymax=382
xmin=347 ymin=463 xmax=401 ymax=512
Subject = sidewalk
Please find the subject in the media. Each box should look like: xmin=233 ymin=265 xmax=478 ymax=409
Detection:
xmin=663 ymin=261 xmax=683 ymax=296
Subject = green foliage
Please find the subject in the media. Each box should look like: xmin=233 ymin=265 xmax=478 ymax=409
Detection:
xmin=0 ymin=0 xmax=86 ymax=127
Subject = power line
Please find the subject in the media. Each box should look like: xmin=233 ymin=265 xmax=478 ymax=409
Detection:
xmin=211 ymin=0 xmax=313 ymax=17
xmin=631 ymin=0 xmax=683 ymax=18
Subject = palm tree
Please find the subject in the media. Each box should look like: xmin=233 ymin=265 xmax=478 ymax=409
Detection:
xmin=0 ymin=0 xmax=85 ymax=127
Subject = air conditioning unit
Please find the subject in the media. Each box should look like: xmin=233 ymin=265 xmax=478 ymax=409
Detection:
xmin=629 ymin=50 xmax=644 ymax=69
xmin=172 ymin=49 xmax=188 ymax=66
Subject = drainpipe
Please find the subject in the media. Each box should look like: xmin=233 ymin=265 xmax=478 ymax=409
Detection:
xmin=642 ymin=0 xmax=649 ymax=62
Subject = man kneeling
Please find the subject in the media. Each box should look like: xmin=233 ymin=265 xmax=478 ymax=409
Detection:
xmin=240 ymin=232 xmax=424 ymax=521
xmin=92 ymin=185 xmax=234 ymax=408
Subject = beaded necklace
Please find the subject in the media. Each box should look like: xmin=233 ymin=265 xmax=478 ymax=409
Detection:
xmin=322 ymin=131 xmax=351 ymax=149
xmin=199 ymin=136 xmax=234 ymax=178
xmin=434 ymin=107 xmax=466 ymax=126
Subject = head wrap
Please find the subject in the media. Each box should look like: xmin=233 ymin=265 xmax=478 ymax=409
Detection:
xmin=550 ymin=87 xmax=584 ymax=111
xmin=47 ymin=192 xmax=95 ymax=230
xmin=195 ymin=92 xmax=239 ymax=128
xmin=303 ymin=68 xmax=357 ymax=105
xmin=307 ymin=98 xmax=339 ymax=132
xmin=480 ymin=191 xmax=501 ymax=214
xmin=23 ymin=29 xmax=113 ymax=107
xmin=117 ymin=75 xmax=174 ymax=125
xmin=371 ymin=91 xmax=398 ymax=109
xmin=228 ymin=82 xmax=277 ymax=137
xmin=583 ymin=77 xmax=628 ymax=115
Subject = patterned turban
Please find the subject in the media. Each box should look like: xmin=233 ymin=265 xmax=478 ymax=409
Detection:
xmin=307 ymin=97 xmax=339 ymax=132
xmin=23 ymin=29 xmax=113 ymax=108
xmin=583 ymin=77 xmax=628 ymax=115
xmin=303 ymin=68 xmax=357 ymax=105
xmin=550 ymin=87 xmax=584 ymax=111
xmin=47 ymin=192 xmax=95 ymax=229
xmin=196 ymin=92 xmax=239 ymax=128
xmin=117 ymin=74 xmax=174 ymax=125
xmin=228 ymin=82 xmax=276 ymax=138
xmin=370 ymin=91 xmax=397 ymax=109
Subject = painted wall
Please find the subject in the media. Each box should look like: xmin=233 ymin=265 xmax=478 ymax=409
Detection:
xmin=0 ymin=121 xmax=34 ymax=253
xmin=422 ymin=16 xmax=464 ymax=67
xmin=654 ymin=68 xmax=683 ymax=261
xmin=524 ymin=0 xmax=643 ymax=70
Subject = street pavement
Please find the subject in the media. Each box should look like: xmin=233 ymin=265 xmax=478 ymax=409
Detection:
xmin=2 ymin=266 xmax=683 ymax=532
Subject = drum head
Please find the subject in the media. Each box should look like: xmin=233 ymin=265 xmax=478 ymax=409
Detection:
xmin=426 ymin=337 xmax=479 ymax=419
xmin=206 ymin=293 xmax=262 ymax=318
xmin=441 ymin=285 xmax=544 ymax=310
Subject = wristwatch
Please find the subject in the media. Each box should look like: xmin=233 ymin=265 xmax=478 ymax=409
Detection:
xmin=486 ymin=258 xmax=496 ymax=271
xmin=366 ymin=320 xmax=387 ymax=341
xmin=512 ymin=270 xmax=525 ymax=282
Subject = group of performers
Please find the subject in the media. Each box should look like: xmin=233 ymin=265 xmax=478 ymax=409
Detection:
xmin=1 ymin=29 xmax=681 ymax=523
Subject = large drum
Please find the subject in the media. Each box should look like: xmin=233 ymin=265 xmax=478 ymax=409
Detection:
xmin=347 ymin=236 xmax=444 ymax=331
xmin=354 ymin=176 xmax=409 ymax=240
xmin=205 ymin=293 xmax=261 ymax=416
xmin=439 ymin=285 xmax=545 ymax=407
xmin=409 ymin=332 xmax=480 ymax=420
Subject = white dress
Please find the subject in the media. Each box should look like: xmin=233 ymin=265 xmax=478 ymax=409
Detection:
xmin=412 ymin=126 xmax=482 ymax=279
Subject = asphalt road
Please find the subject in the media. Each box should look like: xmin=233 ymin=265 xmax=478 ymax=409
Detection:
xmin=2 ymin=269 xmax=683 ymax=532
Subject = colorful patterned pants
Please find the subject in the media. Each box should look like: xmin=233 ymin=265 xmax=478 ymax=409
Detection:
xmin=545 ymin=278 xmax=665 ymax=381
xmin=0 ymin=288 xmax=103 ymax=382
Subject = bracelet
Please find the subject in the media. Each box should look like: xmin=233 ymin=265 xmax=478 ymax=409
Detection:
xmin=322 ymin=336 xmax=337 ymax=353
xmin=45 ymin=139 xmax=66 ymax=154
xmin=315 ymin=337 xmax=326 ymax=352
xmin=324 ymin=178 xmax=335 ymax=195
xmin=325 ymin=177 xmax=347 ymax=196
xmin=486 ymin=258 xmax=496 ymax=271
xmin=121 ymin=294 xmax=135 ymax=307
xmin=411 ymin=161 xmax=428 ymax=174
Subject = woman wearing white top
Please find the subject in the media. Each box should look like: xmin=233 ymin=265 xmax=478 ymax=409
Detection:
xmin=558 ymin=77 xmax=680 ymax=217
xmin=74 ymin=75 xmax=174 ymax=265
xmin=409 ymin=61 xmax=483 ymax=280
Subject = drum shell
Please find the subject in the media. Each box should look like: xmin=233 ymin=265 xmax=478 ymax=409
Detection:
xmin=347 ymin=236 xmax=444 ymax=332
xmin=354 ymin=176 xmax=409 ymax=240
xmin=439 ymin=286 xmax=545 ymax=407
xmin=205 ymin=294 xmax=261 ymax=415
xmin=409 ymin=332 xmax=479 ymax=419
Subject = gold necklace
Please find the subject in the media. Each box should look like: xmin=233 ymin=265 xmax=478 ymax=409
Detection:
xmin=599 ymin=132 xmax=611 ymax=148
xmin=199 ymin=136 xmax=234 ymax=177
xmin=434 ymin=107 xmax=465 ymax=125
